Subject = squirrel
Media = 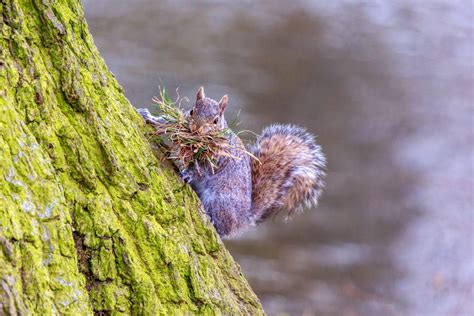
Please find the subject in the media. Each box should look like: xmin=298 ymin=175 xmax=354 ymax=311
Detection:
xmin=137 ymin=87 xmax=326 ymax=237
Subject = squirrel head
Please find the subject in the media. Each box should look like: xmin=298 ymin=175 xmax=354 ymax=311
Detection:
xmin=188 ymin=86 xmax=228 ymax=134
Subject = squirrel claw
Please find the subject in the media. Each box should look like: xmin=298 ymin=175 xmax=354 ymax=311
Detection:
xmin=179 ymin=170 xmax=193 ymax=184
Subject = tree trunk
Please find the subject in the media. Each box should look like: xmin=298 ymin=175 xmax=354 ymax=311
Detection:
xmin=0 ymin=1 xmax=263 ymax=314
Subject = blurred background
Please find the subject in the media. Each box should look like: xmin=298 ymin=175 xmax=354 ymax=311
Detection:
xmin=83 ymin=1 xmax=473 ymax=315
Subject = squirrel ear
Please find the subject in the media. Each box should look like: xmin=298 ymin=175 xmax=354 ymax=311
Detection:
xmin=218 ymin=95 xmax=228 ymax=115
xmin=196 ymin=86 xmax=205 ymax=101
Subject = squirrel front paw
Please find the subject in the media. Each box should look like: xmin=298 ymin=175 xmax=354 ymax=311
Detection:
xmin=136 ymin=108 xmax=163 ymax=125
xmin=136 ymin=108 xmax=151 ymax=118
xmin=137 ymin=108 xmax=154 ymax=123
xmin=179 ymin=169 xmax=193 ymax=184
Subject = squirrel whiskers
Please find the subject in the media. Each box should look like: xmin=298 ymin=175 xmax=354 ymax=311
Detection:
xmin=138 ymin=87 xmax=326 ymax=237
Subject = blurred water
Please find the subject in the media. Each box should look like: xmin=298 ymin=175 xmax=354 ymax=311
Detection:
xmin=83 ymin=1 xmax=473 ymax=315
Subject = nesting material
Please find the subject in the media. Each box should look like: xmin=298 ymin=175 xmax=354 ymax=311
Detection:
xmin=150 ymin=89 xmax=256 ymax=174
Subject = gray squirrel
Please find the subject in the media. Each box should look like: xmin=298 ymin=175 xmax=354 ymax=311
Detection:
xmin=137 ymin=87 xmax=326 ymax=237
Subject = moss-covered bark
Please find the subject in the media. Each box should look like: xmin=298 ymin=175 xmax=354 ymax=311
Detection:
xmin=0 ymin=1 xmax=263 ymax=314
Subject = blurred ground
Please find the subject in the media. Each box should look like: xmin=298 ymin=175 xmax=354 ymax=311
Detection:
xmin=83 ymin=1 xmax=473 ymax=315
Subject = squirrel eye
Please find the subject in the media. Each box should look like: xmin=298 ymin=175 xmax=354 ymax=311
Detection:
xmin=189 ymin=109 xmax=194 ymax=116
xmin=213 ymin=117 xmax=219 ymax=124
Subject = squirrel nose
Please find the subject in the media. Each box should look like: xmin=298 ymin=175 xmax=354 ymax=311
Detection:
xmin=190 ymin=122 xmax=205 ymax=134
xmin=198 ymin=126 xmax=210 ymax=134
xmin=190 ymin=119 xmax=211 ymax=134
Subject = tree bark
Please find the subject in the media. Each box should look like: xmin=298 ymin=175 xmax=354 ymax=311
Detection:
xmin=0 ymin=1 xmax=263 ymax=314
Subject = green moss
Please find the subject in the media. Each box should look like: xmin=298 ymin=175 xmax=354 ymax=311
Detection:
xmin=0 ymin=0 xmax=263 ymax=314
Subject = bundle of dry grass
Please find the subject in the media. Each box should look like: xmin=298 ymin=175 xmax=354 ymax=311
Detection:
xmin=150 ymin=88 xmax=256 ymax=174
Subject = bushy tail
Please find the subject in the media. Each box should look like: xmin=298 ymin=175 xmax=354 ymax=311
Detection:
xmin=249 ymin=124 xmax=326 ymax=222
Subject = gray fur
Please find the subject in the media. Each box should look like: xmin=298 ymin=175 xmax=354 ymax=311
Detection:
xmin=187 ymin=132 xmax=253 ymax=236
